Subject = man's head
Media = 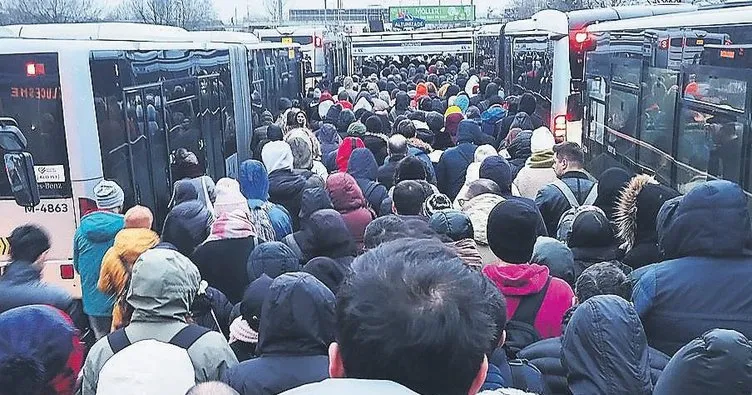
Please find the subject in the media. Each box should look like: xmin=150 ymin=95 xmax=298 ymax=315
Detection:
xmin=388 ymin=134 xmax=409 ymax=159
xmin=185 ymin=382 xmax=240 ymax=395
xmin=393 ymin=180 xmax=431 ymax=216
xmin=9 ymin=224 xmax=50 ymax=266
xmin=553 ymin=142 xmax=585 ymax=177
xmin=574 ymin=261 xmax=631 ymax=303
xmin=396 ymin=119 xmax=417 ymax=139
xmin=331 ymin=239 xmax=494 ymax=395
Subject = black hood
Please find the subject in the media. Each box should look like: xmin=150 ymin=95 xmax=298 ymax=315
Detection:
xmin=568 ymin=208 xmax=615 ymax=248
xmin=660 ymin=180 xmax=750 ymax=259
xmin=395 ymin=91 xmax=410 ymax=111
xmin=485 ymin=82 xmax=500 ymax=98
xmin=257 ymin=272 xmax=335 ymax=355
xmin=303 ymin=256 xmax=349 ymax=295
xmin=247 ymin=241 xmax=301 ymax=282
xmin=508 ymin=130 xmax=532 ymax=160
xmin=562 ymin=295 xmax=652 ymax=395
xmin=653 ymin=329 xmax=752 ymax=395
xmin=299 ymin=187 xmax=334 ymax=223
xmin=519 ymin=93 xmax=537 ymax=115
xmin=294 ymin=209 xmax=357 ymax=260
xmin=161 ymin=201 xmax=211 ymax=257
xmin=594 ymin=167 xmax=631 ymax=222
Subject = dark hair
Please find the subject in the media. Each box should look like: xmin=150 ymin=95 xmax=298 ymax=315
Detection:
xmin=482 ymin=276 xmax=507 ymax=353
xmin=0 ymin=357 xmax=46 ymax=395
xmin=553 ymin=142 xmax=584 ymax=165
xmin=337 ymin=91 xmax=350 ymax=102
xmin=396 ymin=119 xmax=417 ymax=138
xmin=337 ymin=239 xmax=495 ymax=395
xmin=363 ymin=215 xmax=439 ymax=249
xmin=466 ymin=179 xmax=502 ymax=200
xmin=393 ymin=180 xmax=430 ymax=216
xmin=574 ymin=261 xmax=631 ymax=302
xmin=394 ymin=156 xmax=428 ymax=184
xmin=9 ymin=225 xmax=50 ymax=262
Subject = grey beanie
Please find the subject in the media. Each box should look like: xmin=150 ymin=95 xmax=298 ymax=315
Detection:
xmin=94 ymin=180 xmax=124 ymax=210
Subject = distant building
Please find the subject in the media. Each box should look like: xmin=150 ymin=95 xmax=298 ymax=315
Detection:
xmin=289 ymin=8 xmax=388 ymax=24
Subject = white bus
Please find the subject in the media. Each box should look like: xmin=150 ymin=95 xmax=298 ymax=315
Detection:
xmin=0 ymin=23 xmax=303 ymax=297
xmin=581 ymin=4 xmax=752 ymax=200
xmin=255 ymin=26 xmax=327 ymax=77
xmin=499 ymin=5 xmax=695 ymax=144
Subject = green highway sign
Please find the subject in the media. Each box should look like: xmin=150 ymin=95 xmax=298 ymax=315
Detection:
xmin=389 ymin=5 xmax=476 ymax=23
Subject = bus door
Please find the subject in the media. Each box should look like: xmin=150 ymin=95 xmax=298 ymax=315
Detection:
xmin=197 ymin=74 xmax=226 ymax=180
xmin=162 ymin=78 xmax=206 ymax=173
xmin=121 ymin=84 xmax=170 ymax=225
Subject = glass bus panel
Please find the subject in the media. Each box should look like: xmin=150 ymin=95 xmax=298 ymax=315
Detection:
xmin=606 ymin=88 xmax=640 ymax=162
xmin=640 ymin=68 xmax=679 ymax=183
xmin=683 ymin=72 xmax=746 ymax=112
xmin=0 ymin=53 xmax=71 ymax=199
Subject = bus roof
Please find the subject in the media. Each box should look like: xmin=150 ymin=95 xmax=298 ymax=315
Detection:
xmin=504 ymin=4 xmax=697 ymax=36
xmin=187 ymin=31 xmax=260 ymax=44
xmin=0 ymin=23 xmax=192 ymax=41
xmin=587 ymin=5 xmax=752 ymax=33
xmin=255 ymin=26 xmax=325 ymax=36
xmin=476 ymin=23 xmax=503 ymax=37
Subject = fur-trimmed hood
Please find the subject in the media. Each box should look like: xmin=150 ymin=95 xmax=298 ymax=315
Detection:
xmin=614 ymin=175 xmax=679 ymax=250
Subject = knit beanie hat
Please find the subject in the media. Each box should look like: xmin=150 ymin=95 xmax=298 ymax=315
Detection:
xmin=125 ymin=205 xmax=153 ymax=229
xmin=422 ymin=193 xmax=452 ymax=217
xmin=261 ymin=110 xmax=274 ymax=124
xmin=487 ymin=200 xmax=539 ymax=264
xmin=445 ymin=105 xmax=462 ymax=117
xmin=429 ymin=209 xmax=474 ymax=242
xmin=426 ymin=111 xmax=444 ymax=133
xmin=214 ymin=178 xmax=250 ymax=217
xmin=94 ymin=180 xmax=124 ymax=210
xmin=347 ymin=121 xmax=367 ymax=136
xmin=365 ymin=115 xmax=383 ymax=134
xmin=530 ymin=127 xmax=555 ymax=153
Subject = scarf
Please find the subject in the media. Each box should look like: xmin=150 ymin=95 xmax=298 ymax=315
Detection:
xmin=229 ymin=316 xmax=259 ymax=344
xmin=526 ymin=150 xmax=555 ymax=168
xmin=205 ymin=210 xmax=255 ymax=242
xmin=449 ymin=238 xmax=483 ymax=271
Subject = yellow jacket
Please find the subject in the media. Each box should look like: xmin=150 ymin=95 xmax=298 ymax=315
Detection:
xmin=98 ymin=228 xmax=159 ymax=330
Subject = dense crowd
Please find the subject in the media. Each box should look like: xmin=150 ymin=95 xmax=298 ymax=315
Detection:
xmin=2 ymin=56 xmax=752 ymax=395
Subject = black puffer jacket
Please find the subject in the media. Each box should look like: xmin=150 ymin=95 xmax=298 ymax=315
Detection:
xmin=654 ymin=329 xmax=752 ymax=395
xmin=223 ymin=273 xmax=335 ymax=395
xmin=161 ymin=200 xmax=211 ymax=257
xmin=535 ymin=171 xmax=596 ymax=237
xmin=191 ymin=284 xmax=233 ymax=339
xmin=520 ymin=333 xmax=669 ymax=394
xmin=268 ymin=169 xmax=308 ymax=231
xmin=562 ymin=295 xmax=653 ymax=395
xmin=283 ymin=209 xmax=357 ymax=263
xmin=507 ymin=130 xmax=532 ymax=179
xmin=567 ymin=208 xmax=625 ymax=279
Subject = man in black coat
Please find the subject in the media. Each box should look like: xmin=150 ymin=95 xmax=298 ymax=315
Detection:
xmin=535 ymin=142 xmax=597 ymax=236
xmin=378 ymin=134 xmax=408 ymax=190
xmin=0 ymin=225 xmax=87 ymax=333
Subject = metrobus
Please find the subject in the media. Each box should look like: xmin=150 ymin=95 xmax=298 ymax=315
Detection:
xmin=580 ymin=5 xmax=752 ymax=200
xmin=475 ymin=23 xmax=502 ymax=78
xmin=499 ymin=5 xmax=696 ymax=143
xmin=254 ymin=26 xmax=327 ymax=77
xmin=0 ymin=23 xmax=303 ymax=297
xmin=347 ymin=28 xmax=475 ymax=75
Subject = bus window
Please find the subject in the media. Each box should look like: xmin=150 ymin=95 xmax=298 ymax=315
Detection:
xmin=607 ymin=88 xmax=639 ymax=162
xmin=511 ymin=37 xmax=552 ymax=99
xmin=640 ymin=68 xmax=679 ymax=182
xmin=0 ymin=53 xmax=71 ymax=200
xmin=684 ymin=73 xmax=746 ymax=112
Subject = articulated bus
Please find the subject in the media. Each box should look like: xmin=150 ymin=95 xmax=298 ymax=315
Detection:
xmin=0 ymin=23 xmax=303 ymax=297
xmin=255 ymin=26 xmax=327 ymax=77
xmin=499 ymin=5 xmax=696 ymax=144
xmin=581 ymin=5 xmax=752 ymax=200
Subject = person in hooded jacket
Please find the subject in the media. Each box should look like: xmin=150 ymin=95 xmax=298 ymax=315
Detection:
xmin=566 ymin=207 xmax=625 ymax=279
xmin=506 ymin=129 xmax=533 ymax=178
xmin=253 ymin=124 xmax=283 ymax=161
xmin=74 ymin=180 xmax=125 ymax=339
xmin=479 ymin=156 xmax=518 ymax=199
xmin=517 ymin=93 xmax=544 ymax=130
xmin=594 ymin=167 xmax=632 ymax=223
xmin=191 ymin=180 xmax=261 ymax=304
xmin=231 ymin=275 xmax=273 ymax=362
xmin=562 ymin=295 xmax=653 ymax=395
xmin=519 ymin=262 xmax=669 ymax=395
xmin=298 ymin=186 xmax=335 ymax=230
xmin=347 ymin=148 xmax=389 ymax=215
xmin=436 ymin=120 xmax=481 ymax=200
xmin=615 ymin=174 xmax=680 ymax=269
xmin=653 ymin=329 xmax=752 ymax=395
xmin=247 ymin=241 xmax=301 ymax=283
xmin=429 ymin=209 xmax=483 ymax=271
xmin=316 ymin=123 xmax=342 ymax=171
xmin=481 ymin=105 xmax=507 ymax=140
xmin=282 ymin=209 xmax=358 ymax=264
xmin=98 ymin=206 xmax=160 ymax=331
xmin=350 ymin=115 xmax=389 ymax=166
xmin=326 ymin=173 xmax=376 ymax=251
xmin=162 ymin=200 xmax=212 ymax=257
xmin=335 ymin=136 xmax=366 ymax=173
xmin=483 ymin=200 xmax=575 ymax=340
xmin=223 ymin=273 xmax=336 ymax=395
xmin=514 ymin=127 xmax=558 ymax=199
xmin=286 ymin=135 xmax=327 ymax=188
xmin=238 ymin=160 xmax=293 ymax=242
xmin=452 ymin=145 xmax=498 ymax=208
xmin=390 ymin=91 xmax=412 ymax=120
xmin=303 ymin=256 xmax=349 ymax=295
xmin=442 ymin=112 xmax=464 ymax=149
xmin=81 ymin=249 xmax=238 ymax=394
xmin=633 ymin=180 xmax=752 ymax=356
xmin=531 ymin=237 xmax=576 ymax=288
xmin=262 ymin=141 xmax=308 ymax=231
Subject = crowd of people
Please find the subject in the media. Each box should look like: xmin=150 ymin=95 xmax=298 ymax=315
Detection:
xmin=2 ymin=58 xmax=752 ymax=395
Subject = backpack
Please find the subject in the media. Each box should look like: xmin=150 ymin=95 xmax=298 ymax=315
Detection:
xmin=248 ymin=201 xmax=278 ymax=242
xmin=96 ymin=325 xmax=210 ymax=394
xmin=482 ymin=117 xmax=503 ymax=138
xmin=508 ymin=359 xmax=544 ymax=394
xmin=552 ymin=179 xmax=598 ymax=242
xmin=504 ymin=277 xmax=551 ymax=359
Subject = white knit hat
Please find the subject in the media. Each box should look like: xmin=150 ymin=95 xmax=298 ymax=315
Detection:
xmin=530 ymin=127 xmax=555 ymax=153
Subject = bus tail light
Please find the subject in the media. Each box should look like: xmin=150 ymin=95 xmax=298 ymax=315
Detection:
xmin=554 ymin=115 xmax=567 ymax=142
xmin=569 ymin=30 xmax=596 ymax=53
xmin=60 ymin=264 xmax=75 ymax=280
xmin=78 ymin=197 xmax=97 ymax=218
xmin=314 ymin=36 xmax=323 ymax=48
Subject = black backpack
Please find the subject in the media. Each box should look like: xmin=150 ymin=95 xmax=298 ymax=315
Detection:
xmin=504 ymin=277 xmax=551 ymax=359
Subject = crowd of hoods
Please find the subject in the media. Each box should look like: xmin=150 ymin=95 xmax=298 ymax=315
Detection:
xmin=2 ymin=55 xmax=752 ymax=395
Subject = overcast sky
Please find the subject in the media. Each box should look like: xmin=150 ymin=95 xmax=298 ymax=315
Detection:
xmin=207 ymin=0 xmax=510 ymax=21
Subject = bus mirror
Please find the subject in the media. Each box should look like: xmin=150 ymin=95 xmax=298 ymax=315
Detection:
xmin=4 ymin=152 xmax=40 ymax=208
xmin=0 ymin=118 xmax=27 ymax=151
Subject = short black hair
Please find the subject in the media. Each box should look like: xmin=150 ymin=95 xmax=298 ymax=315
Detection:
xmin=363 ymin=215 xmax=440 ymax=250
xmin=481 ymin=276 xmax=507 ymax=353
xmin=337 ymin=239 xmax=495 ymax=395
xmin=337 ymin=91 xmax=349 ymax=102
xmin=393 ymin=180 xmax=430 ymax=216
xmin=574 ymin=261 xmax=631 ymax=302
xmin=9 ymin=225 xmax=50 ymax=262
xmin=396 ymin=119 xmax=417 ymax=139
xmin=553 ymin=141 xmax=584 ymax=165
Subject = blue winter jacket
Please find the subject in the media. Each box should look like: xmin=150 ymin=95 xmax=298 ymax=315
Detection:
xmin=73 ymin=211 xmax=124 ymax=316
xmin=634 ymin=180 xmax=752 ymax=356
xmin=239 ymin=160 xmax=293 ymax=241
xmin=436 ymin=120 xmax=480 ymax=200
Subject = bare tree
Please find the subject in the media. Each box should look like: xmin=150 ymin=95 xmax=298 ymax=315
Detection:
xmin=112 ymin=0 xmax=218 ymax=30
xmin=263 ymin=0 xmax=288 ymax=23
xmin=1 ymin=0 xmax=101 ymax=23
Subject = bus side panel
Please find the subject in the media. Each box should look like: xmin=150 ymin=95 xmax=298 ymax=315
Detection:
xmin=231 ymin=46 xmax=252 ymax=165
xmin=551 ymin=37 xmax=571 ymax=132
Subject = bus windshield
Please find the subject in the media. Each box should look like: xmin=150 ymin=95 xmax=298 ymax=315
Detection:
xmin=0 ymin=53 xmax=71 ymax=199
